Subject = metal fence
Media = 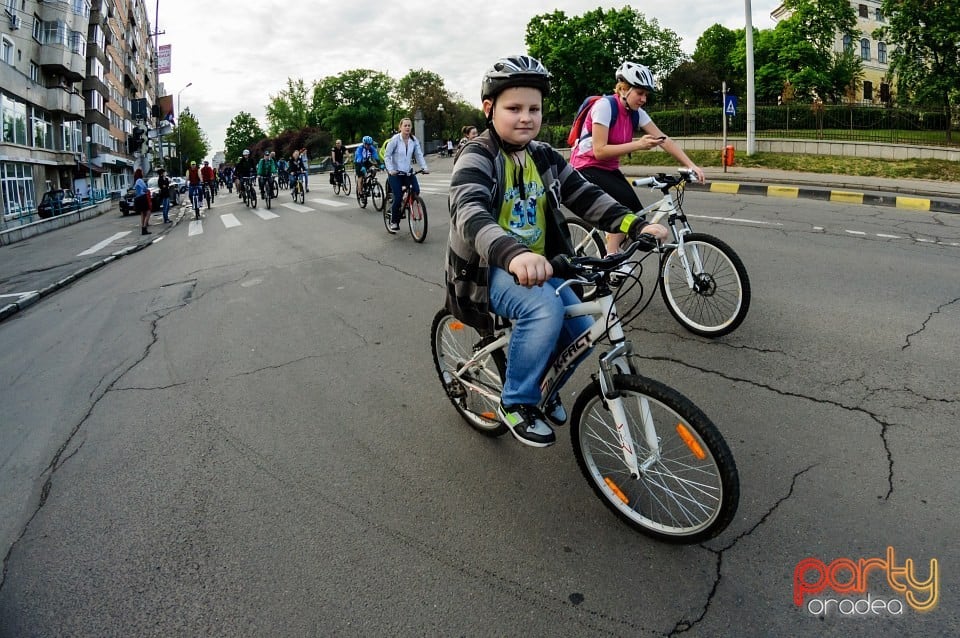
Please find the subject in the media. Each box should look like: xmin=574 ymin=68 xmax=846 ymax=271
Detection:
xmin=544 ymin=103 xmax=958 ymax=148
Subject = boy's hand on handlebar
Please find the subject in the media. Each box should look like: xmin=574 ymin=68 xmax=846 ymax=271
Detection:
xmin=630 ymin=222 xmax=669 ymax=242
xmin=508 ymin=252 xmax=553 ymax=287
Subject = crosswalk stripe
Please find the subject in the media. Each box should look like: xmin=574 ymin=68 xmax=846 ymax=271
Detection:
xmin=309 ymin=199 xmax=350 ymax=208
xmin=252 ymin=209 xmax=280 ymax=220
xmin=281 ymin=203 xmax=313 ymax=212
xmin=77 ymin=231 xmax=132 ymax=256
xmin=188 ymin=220 xmax=203 ymax=236
xmin=221 ymin=213 xmax=242 ymax=228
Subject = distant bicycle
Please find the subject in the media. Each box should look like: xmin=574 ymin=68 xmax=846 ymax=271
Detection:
xmin=202 ymin=180 xmax=215 ymax=208
xmin=291 ymin=172 xmax=306 ymax=204
xmin=189 ymin=184 xmax=203 ymax=220
xmin=356 ymin=165 xmax=385 ymax=211
xmin=332 ymin=164 xmax=351 ymax=196
xmin=263 ymin=176 xmax=278 ymax=210
xmin=383 ymin=169 xmax=428 ymax=242
xmin=565 ymin=170 xmax=751 ymax=337
xmin=241 ymin=176 xmax=257 ymax=208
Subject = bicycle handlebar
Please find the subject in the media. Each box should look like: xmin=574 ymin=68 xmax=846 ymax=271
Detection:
xmin=550 ymin=233 xmax=657 ymax=281
xmin=632 ymin=169 xmax=698 ymax=191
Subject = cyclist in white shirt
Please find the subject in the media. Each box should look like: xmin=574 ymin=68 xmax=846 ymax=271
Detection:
xmin=383 ymin=117 xmax=429 ymax=233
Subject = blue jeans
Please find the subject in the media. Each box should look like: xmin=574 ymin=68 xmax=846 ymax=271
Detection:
xmin=161 ymin=195 xmax=170 ymax=221
xmin=388 ymin=174 xmax=419 ymax=224
xmin=488 ymin=266 xmax=593 ymax=406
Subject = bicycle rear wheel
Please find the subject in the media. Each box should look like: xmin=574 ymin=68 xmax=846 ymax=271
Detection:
xmin=249 ymin=187 xmax=257 ymax=208
xmin=356 ymin=180 xmax=367 ymax=208
xmin=342 ymin=173 xmax=352 ymax=196
xmin=333 ymin=175 xmax=342 ymax=196
xmin=431 ymin=309 xmax=507 ymax=437
xmin=571 ymin=373 xmax=739 ymax=543
xmin=564 ymin=217 xmax=606 ymax=300
xmin=372 ymin=180 xmax=385 ymax=212
xmin=408 ymin=196 xmax=428 ymax=243
xmin=659 ymin=233 xmax=750 ymax=337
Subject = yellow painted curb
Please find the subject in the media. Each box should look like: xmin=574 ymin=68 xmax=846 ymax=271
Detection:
xmin=896 ymin=197 xmax=931 ymax=211
xmin=710 ymin=183 xmax=740 ymax=194
xmin=768 ymin=186 xmax=799 ymax=198
xmin=830 ymin=191 xmax=865 ymax=204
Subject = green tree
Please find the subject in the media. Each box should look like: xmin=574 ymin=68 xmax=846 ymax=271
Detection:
xmin=312 ymin=69 xmax=395 ymax=143
xmin=877 ymin=0 xmax=960 ymax=139
xmin=265 ymin=78 xmax=311 ymax=137
xmin=174 ymin=108 xmax=210 ymax=174
xmin=397 ymin=69 xmax=452 ymax=141
xmin=224 ymin=111 xmax=266 ymax=164
xmin=525 ymin=7 xmax=684 ymax=120
xmin=689 ymin=24 xmax=742 ymax=100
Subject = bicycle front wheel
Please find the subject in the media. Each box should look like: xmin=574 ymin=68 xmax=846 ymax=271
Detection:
xmin=356 ymin=182 xmax=367 ymax=208
xmin=408 ymin=196 xmax=428 ymax=243
xmin=343 ymin=173 xmax=352 ymax=196
xmin=564 ymin=217 xmax=606 ymax=301
xmin=660 ymin=233 xmax=750 ymax=337
xmin=571 ymin=374 xmax=739 ymax=543
xmin=372 ymin=180 xmax=385 ymax=212
xmin=431 ymin=309 xmax=507 ymax=437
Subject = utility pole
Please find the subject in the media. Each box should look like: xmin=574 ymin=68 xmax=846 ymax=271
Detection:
xmin=745 ymin=0 xmax=756 ymax=155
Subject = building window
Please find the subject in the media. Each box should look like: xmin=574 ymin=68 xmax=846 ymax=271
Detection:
xmin=880 ymin=83 xmax=890 ymax=103
xmin=875 ymin=8 xmax=884 ymax=22
xmin=62 ymin=119 xmax=82 ymax=153
xmin=69 ymin=30 xmax=86 ymax=56
xmin=860 ymin=38 xmax=871 ymax=61
xmin=30 ymin=61 xmax=40 ymax=83
xmin=86 ymin=89 xmax=105 ymax=113
xmin=858 ymin=4 xmax=868 ymax=18
xmin=1 ymin=36 xmax=13 ymax=66
xmin=1 ymin=162 xmax=36 ymax=220
xmin=843 ymin=35 xmax=853 ymax=53
xmin=878 ymin=42 xmax=887 ymax=64
xmin=863 ymin=81 xmax=873 ymax=102
xmin=31 ymin=107 xmax=54 ymax=150
xmin=1 ymin=93 xmax=29 ymax=145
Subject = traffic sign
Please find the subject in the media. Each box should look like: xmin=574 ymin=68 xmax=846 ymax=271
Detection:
xmin=725 ymin=95 xmax=738 ymax=116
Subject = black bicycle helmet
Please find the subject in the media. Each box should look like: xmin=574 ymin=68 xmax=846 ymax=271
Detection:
xmin=481 ymin=55 xmax=551 ymax=101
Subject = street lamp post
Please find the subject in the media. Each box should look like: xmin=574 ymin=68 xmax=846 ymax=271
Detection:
xmin=177 ymin=82 xmax=192 ymax=175
xmin=85 ymin=135 xmax=93 ymax=202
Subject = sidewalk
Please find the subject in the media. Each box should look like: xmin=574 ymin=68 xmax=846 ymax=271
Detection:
xmin=620 ymin=164 xmax=960 ymax=214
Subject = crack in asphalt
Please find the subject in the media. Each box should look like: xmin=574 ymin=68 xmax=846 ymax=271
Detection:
xmin=0 ymin=281 xmax=196 ymax=594
xmin=634 ymin=353 xmax=898 ymax=500
xmin=667 ymin=465 xmax=817 ymax=635
xmin=358 ymin=253 xmax=442 ymax=287
xmin=902 ymin=297 xmax=959 ymax=351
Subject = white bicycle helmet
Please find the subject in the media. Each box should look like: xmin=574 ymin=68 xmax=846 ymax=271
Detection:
xmin=481 ymin=54 xmax=551 ymax=101
xmin=616 ymin=61 xmax=656 ymax=92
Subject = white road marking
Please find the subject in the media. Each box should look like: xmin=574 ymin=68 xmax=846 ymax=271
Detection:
xmin=77 ymin=231 xmax=132 ymax=256
xmin=688 ymin=214 xmax=782 ymax=226
xmin=252 ymin=209 xmax=280 ymax=220
xmin=876 ymin=233 xmax=901 ymax=239
xmin=309 ymin=198 xmax=350 ymax=208
xmin=221 ymin=213 xmax=242 ymax=228
xmin=845 ymin=230 xmax=867 ymax=236
xmin=188 ymin=220 xmax=203 ymax=236
xmin=281 ymin=203 xmax=313 ymax=212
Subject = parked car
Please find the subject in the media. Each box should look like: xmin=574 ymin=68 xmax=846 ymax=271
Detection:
xmin=37 ymin=189 xmax=80 ymax=219
xmin=119 ymin=177 xmax=163 ymax=216
xmin=170 ymin=176 xmax=188 ymax=193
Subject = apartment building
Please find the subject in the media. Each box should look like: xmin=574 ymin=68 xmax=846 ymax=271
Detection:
xmin=0 ymin=0 xmax=157 ymax=224
xmin=772 ymin=0 xmax=893 ymax=104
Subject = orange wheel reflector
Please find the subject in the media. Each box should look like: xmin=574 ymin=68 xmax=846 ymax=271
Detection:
xmin=676 ymin=423 xmax=706 ymax=460
xmin=449 ymin=321 xmax=465 ymax=331
xmin=481 ymin=412 xmax=496 ymax=420
xmin=603 ymin=477 xmax=629 ymax=504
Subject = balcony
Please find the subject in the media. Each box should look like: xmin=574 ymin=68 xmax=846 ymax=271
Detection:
xmin=40 ymin=45 xmax=86 ymax=82
xmin=46 ymin=87 xmax=85 ymax=119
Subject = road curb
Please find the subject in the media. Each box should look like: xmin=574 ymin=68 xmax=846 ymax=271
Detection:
xmin=686 ymin=181 xmax=960 ymax=214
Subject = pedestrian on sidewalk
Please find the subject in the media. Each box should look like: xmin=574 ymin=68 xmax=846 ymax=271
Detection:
xmin=157 ymin=167 xmax=171 ymax=223
xmin=133 ymin=168 xmax=151 ymax=235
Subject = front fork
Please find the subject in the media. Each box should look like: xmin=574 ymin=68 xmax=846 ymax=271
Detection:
xmin=598 ymin=343 xmax=660 ymax=478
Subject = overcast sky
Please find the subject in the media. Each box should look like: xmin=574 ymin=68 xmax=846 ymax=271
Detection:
xmin=156 ymin=1 xmax=781 ymax=159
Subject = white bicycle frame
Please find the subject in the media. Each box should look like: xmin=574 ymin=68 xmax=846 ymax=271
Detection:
xmin=448 ymin=284 xmax=661 ymax=479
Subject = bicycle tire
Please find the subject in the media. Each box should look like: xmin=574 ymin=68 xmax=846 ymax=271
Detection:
xmin=571 ymin=373 xmax=739 ymax=542
xmin=431 ymin=309 xmax=508 ymax=437
xmin=333 ymin=176 xmax=342 ymax=196
xmin=382 ymin=196 xmax=392 ymax=232
xmin=659 ymin=233 xmax=750 ymax=337
xmin=250 ymin=188 xmax=257 ymax=208
xmin=356 ymin=180 xmax=367 ymax=208
xmin=564 ymin=217 xmax=607 ymax=301
xmin=298 ymin=183 xmax=305 ymax=204
xmin=372 ymin=180 xmax=385 ymax=212
xmin=408 ymin=196 xmax=428 ymax=243
xmin=343 ymin=173 xmax=352 ymax=196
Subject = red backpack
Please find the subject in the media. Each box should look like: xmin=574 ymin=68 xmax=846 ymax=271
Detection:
xmin=566 ymin=94 xmax=640 ymax=147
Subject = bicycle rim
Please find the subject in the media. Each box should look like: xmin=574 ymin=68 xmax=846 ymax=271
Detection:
xmin=408 ymin=197 xmax=427 ymax=243
xmin=571 ymin=374 xmax=738 ymax=542
xmin=344 ymin=174 xmax=352 ymax=195
xmin=356 ymin=186 xmax=367 ymax=208
xmin=430 ymin=310 xmax=507 ymax=436
xmin=564 ymin=217 xmax=606 ymax=300
xmin=660 ymin=233 xmax=750 ymax=337
xmin=373 ymin=181 xmax=385 ymax=211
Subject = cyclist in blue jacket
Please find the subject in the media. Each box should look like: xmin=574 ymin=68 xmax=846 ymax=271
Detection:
xmin=354 ymin=136 xmax=380 ymax=194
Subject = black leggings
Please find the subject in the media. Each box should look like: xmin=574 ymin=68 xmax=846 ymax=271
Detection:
xmin=577 ymin=166 xmax=642 ymax=212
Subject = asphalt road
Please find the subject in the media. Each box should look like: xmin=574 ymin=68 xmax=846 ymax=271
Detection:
xmin=0 ymin=166 xmax=958 ymax=636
